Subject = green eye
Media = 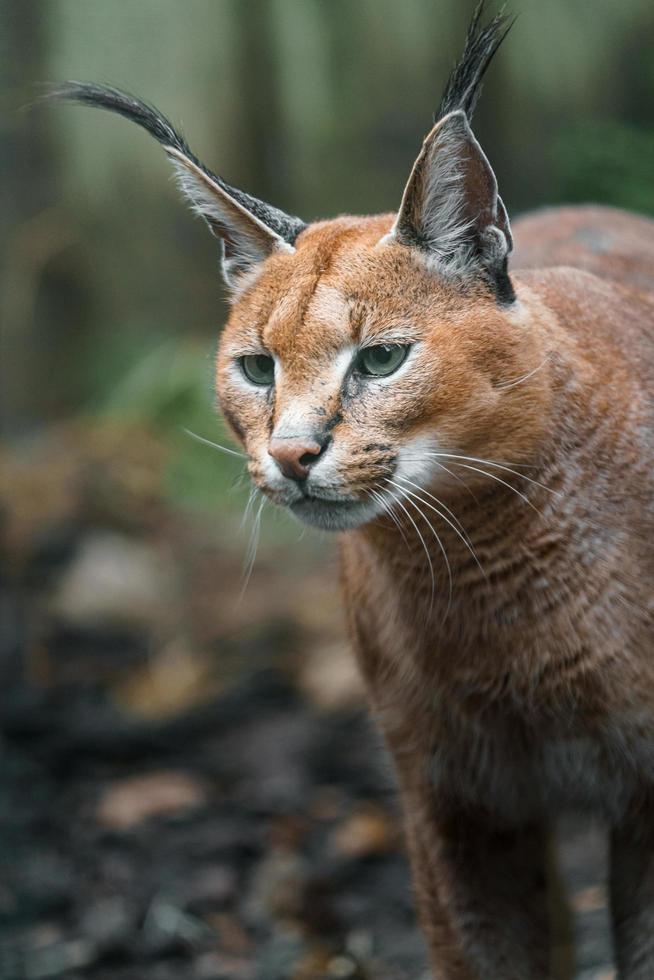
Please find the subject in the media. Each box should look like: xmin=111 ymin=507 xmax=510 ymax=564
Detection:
xmin=241 ymin=353 xmax=275 ymax=386
xmin=356 ymin=343 xmax=409 ymax=377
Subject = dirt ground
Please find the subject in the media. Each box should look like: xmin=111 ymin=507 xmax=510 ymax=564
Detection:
xmin=1 ymin=423 xmax=615 ymax=979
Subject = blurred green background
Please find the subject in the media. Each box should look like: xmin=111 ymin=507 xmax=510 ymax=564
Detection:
xmin=3 ymin=0 xmax=654 ymax=520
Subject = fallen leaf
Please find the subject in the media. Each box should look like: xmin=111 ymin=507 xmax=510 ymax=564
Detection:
xmin=331 ymin=806 xmax=397 ymax=859
xmin=571 ymin=884 xmax=607 ymax=913
xmin=96 ymin=771 xmax=208 ymax=829
xmin=299 ymin=643 xmax=364 ymax=712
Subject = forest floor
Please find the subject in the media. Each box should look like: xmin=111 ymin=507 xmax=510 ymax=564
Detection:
xmin=1 ymin=422 xmax=614 ymax=980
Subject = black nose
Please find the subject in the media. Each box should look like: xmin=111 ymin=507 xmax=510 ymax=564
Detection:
xmin=268 ymin=433 xmax=331 ymax=481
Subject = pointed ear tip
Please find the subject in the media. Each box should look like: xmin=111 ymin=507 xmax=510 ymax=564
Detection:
xmin=423 ymin=109 xmax=471 ymax=144
xmin=439 ymin=108 xmax=472 ymax=132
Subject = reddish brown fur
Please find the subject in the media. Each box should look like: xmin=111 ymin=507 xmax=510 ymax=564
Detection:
xmin=512 ymin=204 xmax=654 ymax=295
xmin=215 ymin=205 xmax=654 ymax=978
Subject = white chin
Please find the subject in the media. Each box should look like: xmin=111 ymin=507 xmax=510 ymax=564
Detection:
xmin=288 ymin=497 xmax=379 ymax=531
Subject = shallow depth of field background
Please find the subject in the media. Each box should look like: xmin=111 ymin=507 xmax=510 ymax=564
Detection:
xmin=2 ymin=2 xmax=654 ymax=979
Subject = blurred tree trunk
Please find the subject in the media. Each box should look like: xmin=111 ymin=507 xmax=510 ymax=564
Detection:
xmin=2 ymin=0 xmax=48 ymax=434
xmin=1 ymin=0 xmax=84 ymax=436
xmin=230 ymin=0 xmax=291 ymax=208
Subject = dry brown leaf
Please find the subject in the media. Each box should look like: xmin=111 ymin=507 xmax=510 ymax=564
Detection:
xmin=571 ymin=884 xmax=607 ymax=913
xmin=96 ymin=770 xmax=208 ymax=829
xmin=331 ymin=806 xmax=397 ymax=859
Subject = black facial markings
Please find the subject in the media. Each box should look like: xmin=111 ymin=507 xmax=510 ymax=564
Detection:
xmin=324 ymin=410 xmax=343 ymax=434
xmin=304 ymin=410 xmax=342 ymax=457
xmin=490 ymin=261 xmax=516 ymax=305
xmin=348 ymin=457 xmax=395 ymax=474
xmin=313 ymin=431 xmax=333 ymax=454
xmin=362 ymin=442 xmax=393 ymax=453
xmin=340 ymin=357 xmax=364 ymax=408
xmin=220 ymin=402 xmax=245 ymax=442
xmin=265 ymin=386 xmax=276 ymax=434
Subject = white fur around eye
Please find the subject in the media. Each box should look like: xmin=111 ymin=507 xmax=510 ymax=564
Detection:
xmin=224 ymin=360 xmax=271 ymax=400
xmin=356 ymin=342 xmax=419 ymax=386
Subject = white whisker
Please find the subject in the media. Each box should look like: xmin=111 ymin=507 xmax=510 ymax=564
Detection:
xmin=369 ymin=486 xmax=411 ymax=550
xmin=240 ymin=495 xmax=266 ymax=599
xmin=393 ymin=475 xmax=472 ymax=544
xmin=431 ymin=458 xmax=479 ymax=499
xmin=391 ymin=491 xmax=436 ymax=612
xmin=496 ymin=356 xmax=549 ymax=391
xmin=439 ymin=461 xmax=542 ymax=514
xmin=428 ymin=452 xmax=559 ymax=496
xmin=400 ymin=455 xmax=480 ymax=501
xmin=241 ymin=484 xmax=259 ymax=531
xmin=183 ymin=427 xmax=246 ymax=459
xmin=389 ymin=478 xmax=485 ymax=582
xmin=398 ymin=490 xmax=452 ymax=617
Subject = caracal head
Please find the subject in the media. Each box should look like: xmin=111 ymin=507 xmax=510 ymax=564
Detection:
xmin=216 ymin=212 xmax=548 ymax=531
xmin=56 ymin=7 xmax=549 ymax=530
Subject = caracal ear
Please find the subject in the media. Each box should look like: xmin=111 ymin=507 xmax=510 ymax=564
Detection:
xmin=392 ymin=109 xmax=514 ymax=302
xmin=388 ymin=0 xmax=514 ymax=302
xmin=164 ymin=146 xmax=298 ymax=290
xmin=49 ymin=83 xmax=306 ymax=294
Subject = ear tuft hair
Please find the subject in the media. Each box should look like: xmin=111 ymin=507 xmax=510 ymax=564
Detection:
xmin=48 ymin=82 xmax=306 ymax=246
xmin=436 ymin=1 xmax=514 ymax=122
xmin=392 ymin=5 xmax=515 ymax=304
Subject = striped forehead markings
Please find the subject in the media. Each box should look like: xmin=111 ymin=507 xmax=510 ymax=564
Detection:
xmin=306 ymin=283 xmax=352 ymax=331
xmin=263 ymin=276 xmax=355 ymax=345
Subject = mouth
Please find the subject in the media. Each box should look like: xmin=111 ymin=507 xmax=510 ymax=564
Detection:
xmin=288 ymin=494 xmax=378 ymax=531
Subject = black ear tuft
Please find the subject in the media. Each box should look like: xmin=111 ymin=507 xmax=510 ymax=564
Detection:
xmin=48 ymin=82 xmax=194 ymax=157
xmin=47 ymin=82 xmax=306 ymax=249
xmin=436 ymin=1 xmax=514 ymax=122
xmin=392 ymin=6 xmax=516 ymax=304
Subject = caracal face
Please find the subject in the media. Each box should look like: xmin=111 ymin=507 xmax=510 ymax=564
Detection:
xmin=216 ymin=216 xmax=546 ymax=531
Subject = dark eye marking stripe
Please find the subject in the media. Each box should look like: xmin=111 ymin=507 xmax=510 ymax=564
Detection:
xmin=221 ymin=402 xmax=245 ymax=441
xmin=324 ymin=410 xmax=343 ymax=433
xmin=361 ymin=442 xmax=393 ymax=453
xmin=266 ymin=385 xmax=276 ymax=434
